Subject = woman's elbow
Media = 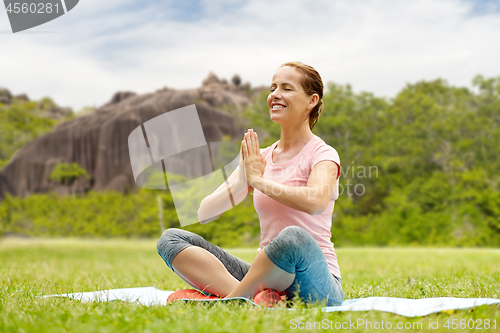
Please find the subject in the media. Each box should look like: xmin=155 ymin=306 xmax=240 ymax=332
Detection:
xmin=307 ymin=197 xmax=330 ymax=215
xmin=197 ymin=198 xmax=221 ymax=223
xmin=197 ymin=208 xmax=203 ymax=222
xmin=197 ymin=209 xmax=211 ymax=224
xmin=198 ymin=213 xmax=221 ymax=224
xmin=197 ymin=198 xmax=208 ymax=222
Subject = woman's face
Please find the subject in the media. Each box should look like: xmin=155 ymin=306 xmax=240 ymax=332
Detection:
xmin=267 ymin=66 xmax=318 ymax=128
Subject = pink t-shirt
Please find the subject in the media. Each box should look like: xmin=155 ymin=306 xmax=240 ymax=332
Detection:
xmin=253 ymin=135 xmax=342 ymax=278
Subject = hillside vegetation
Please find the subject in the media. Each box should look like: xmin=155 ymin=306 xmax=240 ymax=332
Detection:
xmin=1 ymin=75 xmax=500 ymax=246
xmin=0 ymin=95 xmax=73 ymax=169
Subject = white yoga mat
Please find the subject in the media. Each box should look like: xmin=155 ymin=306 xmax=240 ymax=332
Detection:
xmin=43 ymin=287 xmax=500 ymax=317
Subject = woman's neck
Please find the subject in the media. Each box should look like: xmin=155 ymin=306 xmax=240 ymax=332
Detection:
xmin=278 ymin=122 xmax=314 ymax=152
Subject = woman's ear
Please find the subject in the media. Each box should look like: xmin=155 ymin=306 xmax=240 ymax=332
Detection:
xmin=308 ymin=94 xmax=320 ymax=110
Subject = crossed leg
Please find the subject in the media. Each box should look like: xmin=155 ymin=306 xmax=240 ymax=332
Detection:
xmin=157 ymin=228 xmax=250 ymax=297
xmin=157 ymin=226 xmax=344 ymax=305
xmin=157 ymin=228 xmax=294 ymax=298
xmin=225 ymin=250 xmax=295 ymax=298
xmin=170 ymin=246 xmax=240 ymax=296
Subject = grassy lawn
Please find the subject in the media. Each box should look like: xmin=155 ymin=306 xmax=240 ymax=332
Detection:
xmin=1 ymin=238 xmax=499 ymax=332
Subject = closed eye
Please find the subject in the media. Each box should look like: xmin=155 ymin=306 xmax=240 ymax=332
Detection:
xmin=270 ymin=88 xmax=292 ymax=92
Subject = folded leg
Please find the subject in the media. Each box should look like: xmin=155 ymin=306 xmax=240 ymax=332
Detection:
xmin=265 ymin=226 xmax=344 ymax=306
xmin=157 ymin=228 xmax=251 ymax=296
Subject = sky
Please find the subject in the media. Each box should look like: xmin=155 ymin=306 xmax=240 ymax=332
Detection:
xmin=1 ymin=0 xmax=500 ymax=112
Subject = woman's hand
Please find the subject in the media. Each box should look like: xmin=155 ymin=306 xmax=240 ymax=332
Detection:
xmin=241 ymin=129 xmax=266 ymax=186
xmin=238 ymin=147 xmax=247 ymax=184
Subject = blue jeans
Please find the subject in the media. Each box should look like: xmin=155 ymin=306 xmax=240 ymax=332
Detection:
xmin=157 ymin=226 xmax=344 ymax=306
xmin=264 ymin=226 xmax=344 ymax=306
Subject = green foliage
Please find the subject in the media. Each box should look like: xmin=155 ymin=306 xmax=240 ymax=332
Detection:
xmin=0 ymin=189 xmax=260 ymax=246
xmin=244 ymin=75 xmax=500 ymax=247
xmin=50 ymin=162 xmax=90 ymax=186
xmin=37 ymin=96 xmax=59 ymax=110
xmin=0 ymin=97 xmax=71 ymax=169
xmin=1 ymin=75 xmax=500 ymax=246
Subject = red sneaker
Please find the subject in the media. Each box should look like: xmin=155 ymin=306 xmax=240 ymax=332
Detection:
xmin=167 ymin=289 xmax=220 ymax=302
xmin=253 ymin=289 xmax=286 ymax=307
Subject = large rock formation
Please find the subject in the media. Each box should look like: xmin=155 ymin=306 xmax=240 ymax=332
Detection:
xmin=0 ymin=87 xmax=12 ymax=104
xmin=0 ymin=73 xmax=258 ymax=199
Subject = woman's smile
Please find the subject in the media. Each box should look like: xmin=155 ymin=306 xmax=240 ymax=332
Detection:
xmin=271 ymin=103 xmax=287 ymax=111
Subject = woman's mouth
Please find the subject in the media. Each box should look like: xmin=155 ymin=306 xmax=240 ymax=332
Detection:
xmin=271 ymin=105 xmax=286 ymax=111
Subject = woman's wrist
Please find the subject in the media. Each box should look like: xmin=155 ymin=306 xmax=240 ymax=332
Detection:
xmin=247 ymin=176 xmax=264 ymax=192
xmin=233 ymin=177 xmax=249 ymax=191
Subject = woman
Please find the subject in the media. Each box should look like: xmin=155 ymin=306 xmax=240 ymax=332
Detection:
xmin=157 ymin=61 xmax=344 ymax=306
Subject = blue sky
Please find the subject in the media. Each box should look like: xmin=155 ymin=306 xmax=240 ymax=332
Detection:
xmin=1 ymin=0 xmax=500 ymax=111
xmin=468 ymin=0 xmax=500 ymax=14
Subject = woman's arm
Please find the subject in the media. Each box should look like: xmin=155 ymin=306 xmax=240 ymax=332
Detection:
xmin=249 ymin=161 xmax=337 ymax=215
xmin=242 ymin=131 xmax=338 ymax=215
xmin=197 ymin=150 xmax=253 ymax=224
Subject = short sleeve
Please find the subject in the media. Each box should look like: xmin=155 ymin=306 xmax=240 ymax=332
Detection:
xmin=311 ymin=144 xmax=341 ymax=179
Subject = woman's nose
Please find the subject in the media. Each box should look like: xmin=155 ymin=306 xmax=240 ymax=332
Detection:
xmin=270 ymin=89 xmax=281 ymax=98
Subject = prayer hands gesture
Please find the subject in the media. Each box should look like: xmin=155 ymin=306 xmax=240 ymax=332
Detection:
xmin=241 ymin=129 xmax=266 ymax=186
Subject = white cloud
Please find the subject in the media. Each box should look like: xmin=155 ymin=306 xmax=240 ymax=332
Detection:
xmin=0 ymin=0 xmax=499 ymax=111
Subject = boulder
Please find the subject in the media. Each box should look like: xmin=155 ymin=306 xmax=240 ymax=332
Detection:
xmin=0 ymin=73 xmax=256 ymax=199
xmin=14 ymin=93 xmax=30 ymax=102
xmin=0 ymin=87 xmax=12 ymax=104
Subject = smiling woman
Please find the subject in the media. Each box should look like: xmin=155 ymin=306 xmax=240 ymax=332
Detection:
xmin=269 ymin=62 xmax=324 ymax=131
xmin=156 ymin=61 xmax=344 ymax=307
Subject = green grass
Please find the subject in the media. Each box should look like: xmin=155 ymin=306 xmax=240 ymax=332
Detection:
xmin=1 ymin=238 xmax=499 ymax=332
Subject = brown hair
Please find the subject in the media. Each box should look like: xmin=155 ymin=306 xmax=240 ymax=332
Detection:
xmin=278 ymin=61 xmax=324 ymax=129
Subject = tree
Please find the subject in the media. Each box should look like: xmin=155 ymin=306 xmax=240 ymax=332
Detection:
xmin=49 ymin=162 xmax=90 ymax=195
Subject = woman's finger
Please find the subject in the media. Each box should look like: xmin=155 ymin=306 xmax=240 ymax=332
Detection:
xmin=245 ymin=132 xmax=252 ymax=155
xmin=251 ymin=131 xmax=259 ymax=154
xmin=243 ymin=139 xmax=249 ymax=159
xmin=246 ymin=131 xmax=252 ymax=150
xmin=250 ymin=131 xmax=256 ymax=151
xmin=253 ymin=132 xmax=260 ymax=155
